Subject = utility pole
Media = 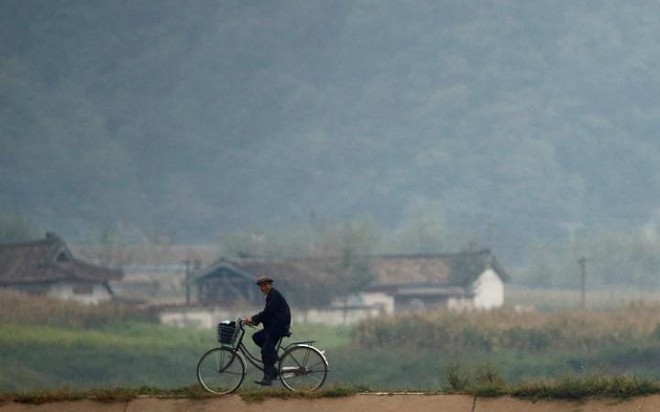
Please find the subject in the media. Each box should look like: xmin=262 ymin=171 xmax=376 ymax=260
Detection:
xmin=184 ymin=249 xmax=192 ymax=306
xmin=578 ymin=257 xmax=587 ymax=309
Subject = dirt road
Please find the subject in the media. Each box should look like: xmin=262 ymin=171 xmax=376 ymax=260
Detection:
xmin=2 ymin=393 xmax=660 ymax=412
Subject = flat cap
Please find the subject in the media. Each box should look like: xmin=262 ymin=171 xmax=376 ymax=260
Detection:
xmin=255 ymin=275 xmax=274 ymax=285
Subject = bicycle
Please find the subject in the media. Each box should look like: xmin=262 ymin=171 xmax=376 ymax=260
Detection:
xmin=197 ymin=318 xmax=329 ymax=394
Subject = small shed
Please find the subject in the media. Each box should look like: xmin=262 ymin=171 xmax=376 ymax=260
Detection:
xmin=187 ymin=260 xmax=261 ymax=307
xmin=187 ymin=257 xmax=336 ymax=308
xmin=0 ymin=232 xmax=123 ymax=304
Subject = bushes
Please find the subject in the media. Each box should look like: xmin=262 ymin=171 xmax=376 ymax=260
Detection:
xmin=500 ymin=327 xmax=554 ymax=351
xmin=353 ymin=305 xmax=660 ymax=354
xmin=444 ymin=363 xmax=507 ymax=396
xmin=342 ymin=307 xmax=660 ymax=390
xmin=356 ymin=313 xmax=493 ymax=353
xmin=512 ymin=374 xmax=660 ymax=400
xmin=0 ymin=290 xmax=156 ymax=328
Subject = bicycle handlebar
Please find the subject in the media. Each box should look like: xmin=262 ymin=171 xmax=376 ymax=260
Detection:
xmin=234 ymin=317 xmax=255 ymax=329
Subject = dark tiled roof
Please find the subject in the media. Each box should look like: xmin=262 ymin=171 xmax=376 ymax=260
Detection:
xmin=368 ymin=254 xmax=451 ymax=286
xmin=0 ymin=233 xmax=123 ymax=284
xmin=368 ymin=249 xmax=510 ymax=287
xmin=231 ymin=257 xmax=338 ymax=284
xmin=205 ymin=249 xmax=508 ymax=288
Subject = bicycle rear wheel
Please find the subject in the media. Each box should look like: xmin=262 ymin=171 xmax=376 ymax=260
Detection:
xmin=197 ymin=347 xmax=246 ymax=394
xmin=278 ymin=345 xmax=328 ymax=392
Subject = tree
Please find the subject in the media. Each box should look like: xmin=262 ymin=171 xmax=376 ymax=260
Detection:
xmin=0 ymin=213 xmax=39 ymax=242
xmin=320 ymin=219 xmax=377 ymax=301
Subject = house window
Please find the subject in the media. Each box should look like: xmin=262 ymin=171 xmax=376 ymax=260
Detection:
xmin=56 ymin=251 xmax=70 ymax=263
xmin=73 ymin=284 xmax=94 ymax=295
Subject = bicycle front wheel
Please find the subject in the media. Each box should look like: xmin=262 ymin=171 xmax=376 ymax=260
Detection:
xmin=278 ymin=345 xmax=328 ymax=392
xmin=197 ymin=347 xmax=246 ymax=394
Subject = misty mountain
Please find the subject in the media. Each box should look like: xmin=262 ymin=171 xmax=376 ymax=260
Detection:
xmin=2 ymin=1 xmax=660 ymax=263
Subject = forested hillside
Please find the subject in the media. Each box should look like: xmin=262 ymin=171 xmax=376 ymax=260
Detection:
xmin=3 ymin=1 xmax=660 ymax=285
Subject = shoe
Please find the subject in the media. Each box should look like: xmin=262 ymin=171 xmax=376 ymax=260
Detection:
xmin=254 ymin=377 xmax=273 ymax=386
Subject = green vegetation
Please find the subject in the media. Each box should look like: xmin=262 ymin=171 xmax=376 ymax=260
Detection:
xmin=506 ymin=286 xmax=660 ymax=312
xmin=285 ymin=322 xmax=351 ymax=350
xmin=353 ymin=305 xmax=660 ymax=353
xmin=4 ymin=1 xmax=660 ymax=279
xmin=512 ymin=375 xmax=660 ymax=400
xmin=0 ymin=213 xmax=40 ymax=242
xmin=340 ymin=305 xmax=660 ymax=390
xmin=0 ymin=385 xmax=209 ymax=405
xmin=0 ymin=385 xmax=360 ymax=405
xmin=1 ymin=376 xmax=658 ymax=404
xmin=2 ymin=292 xmax=660 ymax=396
xmin=0 ymin=290 xmax=157 ymax=328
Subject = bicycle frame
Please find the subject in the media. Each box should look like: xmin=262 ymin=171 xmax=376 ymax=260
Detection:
xmin=229 ymin=319 xmax=317 ymax=372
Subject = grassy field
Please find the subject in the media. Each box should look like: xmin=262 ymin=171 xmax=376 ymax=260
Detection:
xmin=2 ymin=290 xmax=660 ymax=393
xmin=0 ymin=320 xmax=352 ymax=392
xmin=4 ymin=310 xmax=658 ymax=392
xmin=506 ymin=285 xmax=660 ymax=311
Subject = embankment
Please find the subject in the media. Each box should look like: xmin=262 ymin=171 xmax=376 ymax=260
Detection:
xmin=3 ymin=393 xmax=660 ymax=412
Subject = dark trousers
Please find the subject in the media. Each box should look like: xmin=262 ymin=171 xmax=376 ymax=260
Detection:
xmin=252 ymin=329 xmax=279 ymax=379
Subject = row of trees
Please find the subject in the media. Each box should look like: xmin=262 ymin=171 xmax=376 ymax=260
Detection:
xmin=0 ymin=213 xmax=40 ymax=243
xmin=3 ymin=1 xmax=660 ymax=255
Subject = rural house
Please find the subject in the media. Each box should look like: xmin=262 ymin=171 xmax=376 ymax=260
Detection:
xmin=361 ymin=249 xmax=510 ymax=312
xmin=0 ymin=232 xmax=123 ymax=304
xmin=187 ymin=249 xmax=509 ymax=313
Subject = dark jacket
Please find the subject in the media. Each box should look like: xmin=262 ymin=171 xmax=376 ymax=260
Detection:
xmin=252 ymin=287 xmax=291 ymax=335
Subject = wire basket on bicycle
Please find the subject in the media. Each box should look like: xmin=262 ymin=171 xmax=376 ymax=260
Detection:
xmin=217 ymin=320 xmax=239 ymax=347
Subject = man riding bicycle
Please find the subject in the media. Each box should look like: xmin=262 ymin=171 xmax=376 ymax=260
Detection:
xmin=245 ymin=275 xmax=291 ymax=386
